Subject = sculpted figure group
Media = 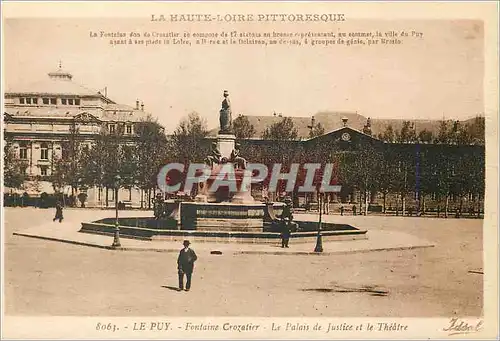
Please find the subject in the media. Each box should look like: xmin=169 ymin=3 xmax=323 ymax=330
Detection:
xmin=204 ymin=142 xmax=247 ymax=170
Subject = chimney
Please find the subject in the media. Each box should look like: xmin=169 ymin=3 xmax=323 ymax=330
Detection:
xmin=136 ymin=100 xmax=139 ymax=110
xmin=311 ymin=116 xmax=316 ymax=126
xmin=141 ymin=102 xmax=144 ymax=111
xmin=342 ymin=117 xmax=348 ymax=127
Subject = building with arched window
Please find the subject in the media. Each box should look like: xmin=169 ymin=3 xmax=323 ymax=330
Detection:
xmin=4 ymin=66 xmax=149 ymax=206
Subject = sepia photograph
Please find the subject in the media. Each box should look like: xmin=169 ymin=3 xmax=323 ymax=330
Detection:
xmin=1 ymin=1 xmax=498 ymax=339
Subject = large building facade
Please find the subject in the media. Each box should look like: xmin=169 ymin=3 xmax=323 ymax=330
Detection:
xmin=3 ymin=66 xmax=149 ymax=206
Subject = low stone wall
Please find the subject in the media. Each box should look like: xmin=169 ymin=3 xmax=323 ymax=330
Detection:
xmin=79 ymin=222 xmax=367 ymax=244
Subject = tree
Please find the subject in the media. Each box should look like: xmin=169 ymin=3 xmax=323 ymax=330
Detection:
xmin=377 ymin=147 xmax=399 ymax=212
xmin=77 ymin=130 xmax=126 ymax=207
xmin=396 ymin=121 xmax=417 ymax=143
xmin=308 ymin=122 xmax=325 ymax=139
xmin=172 ymin=112 xmax=209 ymax=164
xmin=52 ymin=121 xmax=83 ymax=197
xmin=432 ymin=146 xmax=456 ymax=217
xmin=134 ymin=116 xmax=169 ymax=208
xmin=232 ymin=115 xmax=256 ymax=139
xmin=262 ymin=117 xmax=299 ymax=141
xmin=435 ymin=120 xmax=452 ymax=144
xmin=378 ymin=125 xmax=395 ymax=142
xmin=469 ymin=116 xmax=485 ymax=145
xmin=391 ymin=146 xmax=416 ymax=215
xmin=337 ymin=143 xmax=383 ymax=215
xmin=3 ymin=139 xmax=27 ymax=189
xmin=418 ymin=129 xmax=434 ymax=143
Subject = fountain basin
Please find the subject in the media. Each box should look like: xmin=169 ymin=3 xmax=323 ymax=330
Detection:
xmin=79 ymin=221 xmax=367 ymax=244
xmin=79 ymin=214 xmax=367 ymax=244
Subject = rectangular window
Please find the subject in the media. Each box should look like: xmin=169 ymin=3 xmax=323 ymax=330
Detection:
xmin=43 ymin=98 xmax=49 ymax=105
xmin=126 ymin=125 xmax=132 ymax=134
xmin=40 ymin=166 xmax=48 ymax=176
xmin=61 ymin=98 xmax=67 ymax=105
xmin=19 ymin=98 xmax=25 ymax=104
xmin=19 ymin=148 xmax=28 ymax=159
xmin=32 ymin=98 xmax=38 ymax=104
xmin=68 ymin=99 xmax=74 ymax=105
xmin=75 ymin=99 xmax=80 ymax=105
xmin=41 ymin=148 xmax=49 ymax=160
xmin=50 ymin=98 xmax=57 ymax=105
xmin=109 ymin=124 xmax=116 ymax=134
xmin=26 ymin=98 xmax=31 ymax=105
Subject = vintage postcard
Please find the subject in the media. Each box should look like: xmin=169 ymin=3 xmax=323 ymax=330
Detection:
xmin=1 ymin=1 xmax=498 ymax=339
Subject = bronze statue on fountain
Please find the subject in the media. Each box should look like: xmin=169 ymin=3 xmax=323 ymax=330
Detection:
xmin=204 ymin=142 xmax=222 ymax=168
xmin=219 ymin=90 xmax=232 ymax=134
xmin=230 ymin=142 xmax=247 ymax=170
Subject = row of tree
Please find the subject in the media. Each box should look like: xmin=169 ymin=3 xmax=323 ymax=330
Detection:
xmin=4 ymin=113 xmax=485 ymax=213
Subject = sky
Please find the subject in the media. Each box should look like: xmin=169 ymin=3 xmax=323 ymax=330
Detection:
xmin=3 ymin=18 xmax=484 ymax=133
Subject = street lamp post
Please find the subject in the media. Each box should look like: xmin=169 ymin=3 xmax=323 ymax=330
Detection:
xmin=314 ymin=191 xmax=324 ymax=253
xmin=112 ymin=174 xmax=121 ymax=248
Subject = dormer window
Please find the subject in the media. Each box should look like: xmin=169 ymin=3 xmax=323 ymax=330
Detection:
xmin=20 ymin=97 xmax=39 ymax=105
xmin=61 ymin=98 xmax=80 ymax=106
xmin=42 ymin=97 xmax=57 ymax=105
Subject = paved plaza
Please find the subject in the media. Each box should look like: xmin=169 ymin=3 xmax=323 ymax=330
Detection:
xmin=3 ymin=207 xmax=483 ymax=317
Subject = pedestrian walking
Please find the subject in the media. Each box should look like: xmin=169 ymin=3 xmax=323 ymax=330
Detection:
xmin=280 ymin=221 xmax=291 ymax=248
xmin=177 ymin=240 xmax=198 ymax=292
xmin=53 ymin=201 xmax=64 ymax=223
xmin=352 ymin=204 xmax=357 ymax=216
xmin=340 ymin=205 xmax=344 ymax=216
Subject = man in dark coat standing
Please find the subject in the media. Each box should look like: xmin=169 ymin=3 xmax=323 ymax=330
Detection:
xmin=177 ymin=240 xmax=198 ymax=291
xmin=278 ymin=197 xmax=294 ymax=248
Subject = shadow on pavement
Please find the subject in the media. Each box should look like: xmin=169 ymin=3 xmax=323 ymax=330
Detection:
xmin=161 ymin=285 xmax=181 ymax=291
xmin=301 ymin=285 xmax=389 ymax=297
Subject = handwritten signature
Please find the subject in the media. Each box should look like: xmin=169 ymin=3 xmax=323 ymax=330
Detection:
xmin=442 ymin=318 xmax=483 ymax=336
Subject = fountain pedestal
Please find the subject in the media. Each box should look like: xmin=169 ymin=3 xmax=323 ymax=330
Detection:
xmin=181 ymin=202 xmax=265 ymax=232
xmin=217 ymin=134 xmax=236 ymax=159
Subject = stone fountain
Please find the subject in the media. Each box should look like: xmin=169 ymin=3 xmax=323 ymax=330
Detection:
xmin=79 ymin=91 xmax=367 ymax=243
xmin=182 ymin=90 xmax=266 ymax=232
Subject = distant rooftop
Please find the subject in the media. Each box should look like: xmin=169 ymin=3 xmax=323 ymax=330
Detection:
xmin=209 ymin=111 xmax=481 ymax=139
xmin=5 ymin=64 xmax=108 ymax=98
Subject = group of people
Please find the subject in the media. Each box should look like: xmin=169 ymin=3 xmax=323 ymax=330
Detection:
xmin=340 ymin=204 xmax=358 ymax=216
